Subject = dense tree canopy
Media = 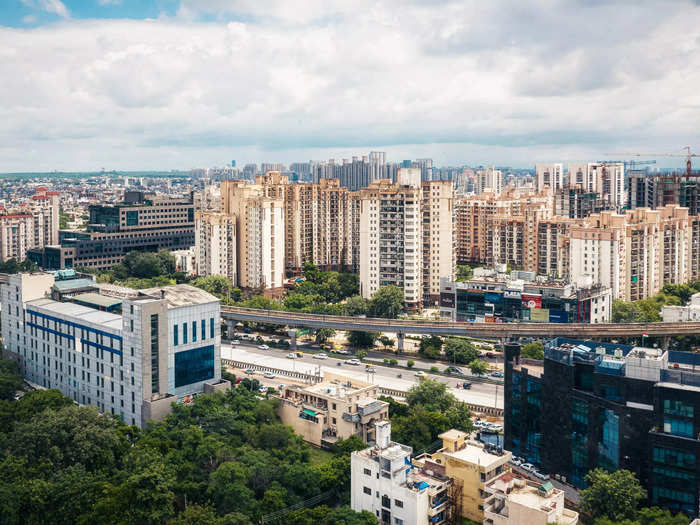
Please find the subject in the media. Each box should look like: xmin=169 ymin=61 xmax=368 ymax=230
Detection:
xmin=521 ymin=341 xmax=545 ymax=360
xmin=0 ymin=356 xmax=23 ymax=401
xmin=0 ymin=383 xmax=376 ymax=525
xmin=581 ymin=468 xmax=646 ymax=522
xmin=367 ymin=285 xmax=404 ymax=319
xmin=418 ymin=336 xmax=443 ymax=360
xmin=443 ymin=338 xmax=480 ymax=364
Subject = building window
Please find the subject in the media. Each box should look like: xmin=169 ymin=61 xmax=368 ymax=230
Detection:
xmin=363 ymin=487 xmax=372 ymax=496
xmin=394 ymin=519 xmax=404 ymax=525
xmin=201 ymin=319 xmax=206 ymax=340
xmin=192 ymin=321 xmax=197 ymax=342
xmin=174 ymin=345 xmax=215 ymax=387
xmin=210 ymin=317 xmax=215 ymax=339
xmin=664 ymin=399 xmax=694 ymax=418
xmin=394 ymin=499 xmax=403 ymax=508
xmin=364 ymin=468 xmax=371 ymax=476
xmin=174 ymin=325 xmax=179 ymax=346
xmin=150 ymin=314 xmax=159 ymax=394
xmin=664 ymin=418 xmax=694 ymax=438
xmin=183 ymin=323 xmax=188 ymax=344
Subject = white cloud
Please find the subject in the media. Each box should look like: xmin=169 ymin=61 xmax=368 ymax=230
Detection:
xmin=21 ymin=0 xmax=70 ymax=19
xmin=1 ymin=1 xmax=699 ymax=171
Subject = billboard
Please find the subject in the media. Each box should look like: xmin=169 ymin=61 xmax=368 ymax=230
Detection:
xmin=440 ymin=292 xmax=455 ymax=308
xmin=522 ymin=294 xmax=542 ymax=309
xmin=549 ymin=309 xmax=569 ymax=323
xmin=530 ymin=308 xmax=550 ymax=322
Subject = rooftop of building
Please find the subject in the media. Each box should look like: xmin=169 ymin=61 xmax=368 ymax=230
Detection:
xmin=486 ymin=473 xmax=573 ymax=518
xmin=52 ymin=278 xmax=98 ymax=292
xmin=135 ymin=285 xmax=218 ymax=308
xmin=26 ymin=297 xmax=123 ymax=331
xmin=71 ymin=292 xmax=122 ymax=309
xmin=441 ymin=440 xmax=509 ymax=468
xmin=291 ymin=375 xmax=375 ymax=399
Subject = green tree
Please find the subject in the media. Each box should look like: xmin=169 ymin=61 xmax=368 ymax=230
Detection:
xmin=193 ymin=275 xmax=236 ymax=301
xmin=346 ymin=331 xmax=377 ymax=349
xmin=469 ymin=360 xmax=489 ymax=376
xmin=406 ymin=360 xmax=414 ymax=368
xmin=580 ymin=468 xmax=645 ymax=521
xmin=169 ymin=504 xmax=253 ymax=525
xmin=378 ymin=335 xmax=395 ymax=351
xmin=303 ymin=262 xmax=320 ymax=282
xmin=443 ymin=338 xmax=479 ymax=364
xmin=356 ymin=350 xmax=368 ymax=360
xmin=419 ymin=336 xmax=443 ymax=360
xmin=0 ymin=356 xmax=23 ymax=400
xmin=123 ymin=251 xmax=168 ymax=278
xmin=594 ymin=506 xmax=689 ymax=525
xmin=327 ymin=506 xmax=378 ymax=525
xmin=406 ymin=378 xmax=455 ymax=412
xmin=521 ymin=341 xmax=545 ymax=360
xmin=239 ymin=295 xmax=282 ymax=310
xmin=456 ymin=264 xmax=473 ymax=281
xmin=344 ymin=295 xmax=368 ymax=316
xmin=315 ymin=328 xmax=336 ymax=344
xmin=156 ymin=249 xmax=176 ymax=275
xmin=368 ymin=285 xmax=404 ymax=319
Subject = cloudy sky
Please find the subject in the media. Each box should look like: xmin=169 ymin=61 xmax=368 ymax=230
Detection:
xmin=1 ymin=0 xmax=699 ymax=172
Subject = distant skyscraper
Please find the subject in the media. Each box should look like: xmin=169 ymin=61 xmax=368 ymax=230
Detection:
xmin=231 ymin=160 xmax=236 ymax=167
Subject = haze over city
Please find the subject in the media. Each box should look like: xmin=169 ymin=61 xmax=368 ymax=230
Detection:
xmin=1 ymin=0 xmax=700 ymax=171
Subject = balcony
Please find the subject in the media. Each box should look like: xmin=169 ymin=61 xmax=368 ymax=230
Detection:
xmin=342 ymin=412 xmax=360 ymax=423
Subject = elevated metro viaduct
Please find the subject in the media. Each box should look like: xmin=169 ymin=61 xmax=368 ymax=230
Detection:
xmin=221 ymin=306 xmax=700 ymax=352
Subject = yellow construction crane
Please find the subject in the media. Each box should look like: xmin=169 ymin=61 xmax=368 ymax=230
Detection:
xmin=607 ymin=147 xmax=699 ymax=178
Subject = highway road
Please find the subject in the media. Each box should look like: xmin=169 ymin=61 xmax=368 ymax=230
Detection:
xmin=221 ymin=342 xmax=504 ymax=411
xmin=221 ymin=306 xmax=700 ymax=339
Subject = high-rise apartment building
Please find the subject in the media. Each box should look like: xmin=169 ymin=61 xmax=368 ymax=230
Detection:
xmin=535 ymin=163 xmax=564 ymax=192
xmin=0 ymin=187 xmax=60 ymax=262
xmin=221 ymin=177 xmax=285 ymax=290
xmin=194 ymin=211 xmax=236 ymax=284
xmin=569 ymin=206 xmax=691 ymax=301
xmin=359 ymin=169 xmax=424 ymax=309
xmin=566 ymin=162 xmax=625 ymax=208
xmin=422 ymin=180 xmax=455 ymax=305
xmin=1 ymin=273 xmax=227 ymax=428
xmin=476 ymin=166 xmax=503 ymax=195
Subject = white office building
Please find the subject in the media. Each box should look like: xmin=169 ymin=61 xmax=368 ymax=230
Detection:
xmin=535 ymin=163 xmax=564 ymax=192
xmin=351 ymin=421 xmax=454 ymax=525
xmin=1 ymin=273 xmax=229 ymax=427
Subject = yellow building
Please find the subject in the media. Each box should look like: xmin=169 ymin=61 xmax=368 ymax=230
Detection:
xmin=414 ymin=429 xmax=511 ymax=523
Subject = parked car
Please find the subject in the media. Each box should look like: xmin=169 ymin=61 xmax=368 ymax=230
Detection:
xmin=313 ymin=353 xmax=328 ymax=360
xmin=366 ymin=366 xmax=376 ymax=373
xmin=534 ymin=471 xmax=550 ymax=481
xmin=258 ymin=385 xmax=268 ymax=393
xmin=446 ymin=366 xmax=464 ymax=375
xmin=521 ymin=463 xmax=536 ymax=473
xmin=414 ymin=371 xmax=427 ymax=378
xmin=264 ymin=371 xmax=276 ymax=379
xmin=258 ymin=344 xmax=270 ymax=350
xmin=462 ymin=381 xmax=473 ymax=389
xmin=231 ymin=340 xmax=240 ymax=345
xmin=245 ymin=369 xmax=255 ymax=375
xmin=347 ymin=359 xmax=361 ymax=365
xmin=336 ymin=349 xmax=350 ymax=355
xmin=286 ymin=353 xmax=298 ymax=359
xmin=490 ymin=371 xmax=504 ymax=378
xmin=511 ymin=458 xmax=522 ymax=467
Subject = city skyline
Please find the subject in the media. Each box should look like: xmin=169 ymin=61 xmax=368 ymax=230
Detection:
xmin=0 ymin=0 xmax=699 ymax=171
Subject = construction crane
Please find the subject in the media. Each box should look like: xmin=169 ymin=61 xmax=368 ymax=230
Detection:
xmin=606 ymin=147 xmax=699 ymax=178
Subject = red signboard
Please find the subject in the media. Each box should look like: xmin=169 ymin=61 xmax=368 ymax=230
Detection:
xmin=521 ymin=294 xmax=542 ymax=309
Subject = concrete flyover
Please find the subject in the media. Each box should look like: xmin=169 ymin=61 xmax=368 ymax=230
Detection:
xmin=221 ymin=306 xmax=700 ymax=342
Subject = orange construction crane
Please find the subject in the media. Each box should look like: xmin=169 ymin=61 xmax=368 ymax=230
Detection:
xmin=606 ymin=147 xmax=699 ymax=178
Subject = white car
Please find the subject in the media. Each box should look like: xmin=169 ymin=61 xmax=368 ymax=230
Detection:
xmin=521 ymin=463 xmax=536 ymax=473
xmin=336 ymin=349 xmax=350 ymax=355
xmin=264 ymin=371 xmax=276 ymax=379
xmin=286 ymin=353 xmax=298 ymax=359
xmin=231 ymin=340 xmax=240 ymax=345
xmin=534 ymin=471 xmax=550 ymax=481
xmin=313 ymin=353 xmax=328 ymax=360
xmin=414 ymin=371 xmax=427 ymax=378
xmin=511 ymin=458 xmax=522 ymax=467
xmin=258 ymin=344 xmax=269 ymax=350
xmin=347 ymin=359 xmax=361 ymax=365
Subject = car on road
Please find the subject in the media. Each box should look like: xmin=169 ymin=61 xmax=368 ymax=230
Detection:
xmin=414 ymin=371 xmax=427 ymax=378
xmin=258 ymin=344 xmax=270 ymax=350
xmin=365 ymin=366 xmax=376 ymax=373
xmin=347 ymin=359 xmax=361 ymax=365
xmin=510 ymin=458 xmax=522 ymax=467
xmin=534 ymin=471 xmax=550 ymax=481
xmin=335 ymin=349 xmax=350 ymax=355
xmin=490 ymin=371 xmax=504 ymax=378
xmin=313 ymin=353 xmax=328 ymax=360
xmin=264 ymin=371 xmax=276 ymax=379
xmin=231 ymin=340 xmax=240 ymax=345
xmin=244 ymin=369 xmax=255 ymax=375
xmin=462 ymin=381 xmax=472 ymax=389
xmin=521 ymin=463 xmax=536 ymax=473
xmin=446 ymin=366 xmax=464 ymax=375
xmin=258 ymin=385 xmax=268 ymax=393
xmin=286 ymin=353 xmax=298 ymax=359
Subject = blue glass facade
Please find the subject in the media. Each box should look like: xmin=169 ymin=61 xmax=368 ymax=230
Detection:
xmin=598 ymin=409 xmax=619 ymax=471
xmin=174 ymin=345 xmax=215 ymax=388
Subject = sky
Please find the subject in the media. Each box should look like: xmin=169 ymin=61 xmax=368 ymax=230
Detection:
xmin=1 ymin=0 xmax=699 ymax=172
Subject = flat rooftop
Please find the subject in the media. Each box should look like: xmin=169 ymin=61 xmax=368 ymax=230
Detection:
xmin=72 ymin=292 xmax=122 ymax=308
xmin=137 ymin=284 xmax=218 ymax=308
xmin=26 ymin=297 xmax=123 ymax=331
xmin=52 ymin=278 xmax=97 ymax=291
xmin=304 ymin=381 xmax=364 ymax=398
xmin=443 ymin=442 xmax=507 ymax=468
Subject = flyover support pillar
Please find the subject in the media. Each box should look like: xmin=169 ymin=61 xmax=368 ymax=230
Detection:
xmin=288 ymin=329 xmax=297 ymax=351
xmin=397 ymin=332 xmax=405 ymax=354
